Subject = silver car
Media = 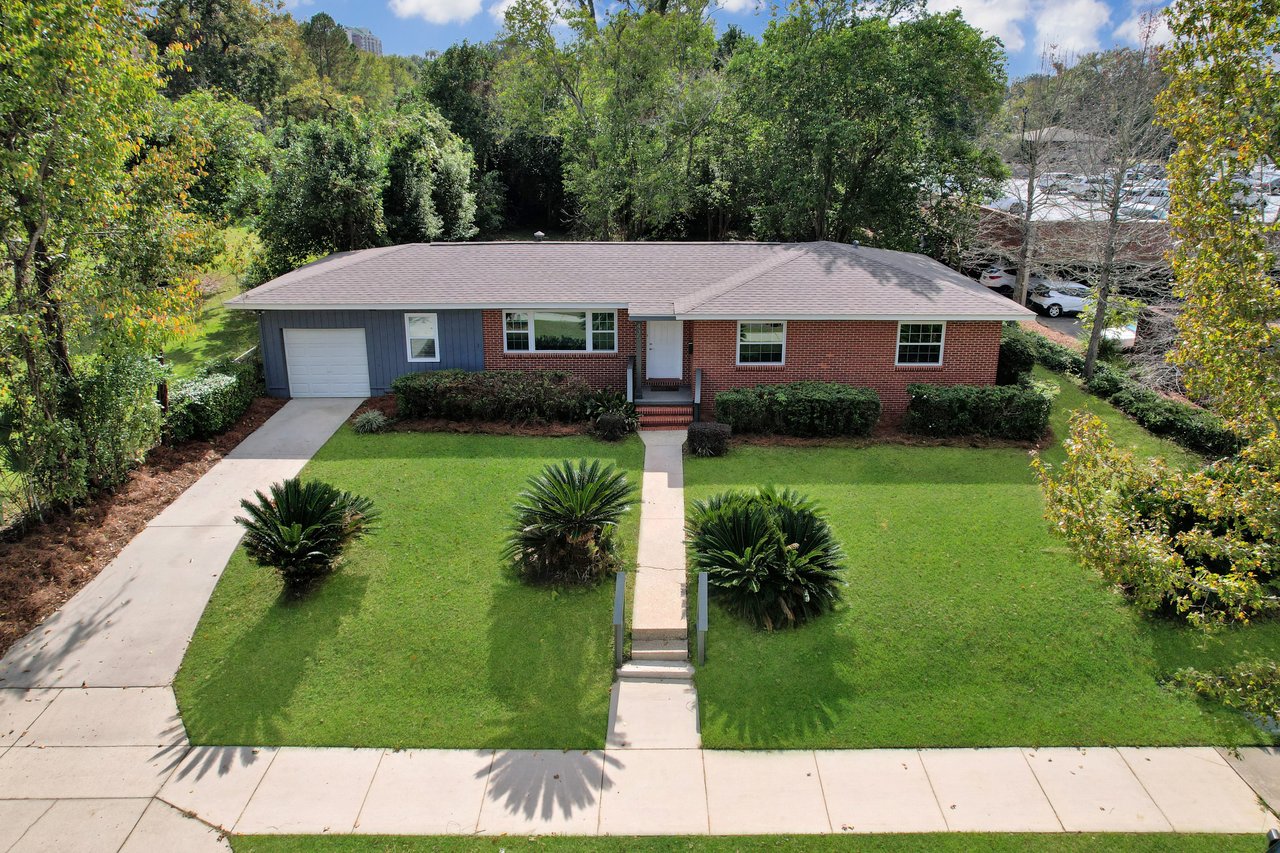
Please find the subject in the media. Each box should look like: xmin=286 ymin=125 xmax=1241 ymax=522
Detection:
xmin=1029 ymin=282 xmax=1091 ymax=318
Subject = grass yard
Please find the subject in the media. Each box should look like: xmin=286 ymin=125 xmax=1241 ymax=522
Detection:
xmin=686 ymin=372 xmax=1280 ymax=749
xmin=176 ymin=431 xmax=643 ymax=749
xmin=231 ymin=834 xmax=1263 ymax=853
xmin=165 ymin=229 xmax=260 ymax=378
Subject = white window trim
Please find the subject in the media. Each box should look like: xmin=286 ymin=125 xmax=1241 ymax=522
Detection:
xmin=405 ymin=312 xmax=441 ymax=363
xmin=895 ymin=320 xmax=946 ymax=367
xmin=735 ymin=320 xmax=787 ymax=367
xmin=502 ymin=309 xmax=619 ymax=354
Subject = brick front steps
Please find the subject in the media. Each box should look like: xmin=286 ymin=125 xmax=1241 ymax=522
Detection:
xmin=637 ymin=404 xmax=693 ymax=431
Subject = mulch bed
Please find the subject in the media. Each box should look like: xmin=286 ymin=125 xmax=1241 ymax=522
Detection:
xmin=352 ymin=395 xmax=588 ymax=438
xmin=0 ymin=396 xmax=287 ymax=657
xmin=1022 ymin=318 xmax=1083 ymax=351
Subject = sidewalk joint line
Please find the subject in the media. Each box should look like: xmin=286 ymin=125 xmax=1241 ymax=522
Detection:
xmin=230 ymin=745 xmax=280 ymax=834
xmin=916 ymin=749 xmax=952 ymax=832
xmin=1019 ymin=746 xmax=1065 ymax=832
xmin=811 ymin=749 xmax=835 ymax=833
xmin=1117 ymin=747 xmax=1177 ymax=831
xmin=351 ymin=748 xmax=386 ymax=832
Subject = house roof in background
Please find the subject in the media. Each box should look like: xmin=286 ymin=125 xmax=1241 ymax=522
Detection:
xmin=227 ymin=241 xmax=1031 ymax=320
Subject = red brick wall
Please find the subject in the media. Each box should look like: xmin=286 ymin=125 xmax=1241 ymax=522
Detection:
xmin=481 ymin=309 xmax=635 ymax=390
xmin=690 ymin=320 xmax=1002 ymax=422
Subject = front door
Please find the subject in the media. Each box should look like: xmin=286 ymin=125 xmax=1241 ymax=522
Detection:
xmin=646 ymin=320 xmax=683 ymax=380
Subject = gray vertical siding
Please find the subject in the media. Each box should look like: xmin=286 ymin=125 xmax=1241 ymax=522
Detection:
xmin=257 ymin=309 xmax=484 ymax=397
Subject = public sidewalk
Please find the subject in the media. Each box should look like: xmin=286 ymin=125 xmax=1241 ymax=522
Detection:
xmin=0 ymin=398 xmax=360 ymax=852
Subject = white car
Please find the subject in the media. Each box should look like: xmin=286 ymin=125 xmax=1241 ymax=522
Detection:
xmin=978 ymin=266 xmax=1056 ymax=296
xmin=1035 ymin=172 xmax=1077 ymax=193
xmin=1029 ymin=282 xmax=1091 ymax=317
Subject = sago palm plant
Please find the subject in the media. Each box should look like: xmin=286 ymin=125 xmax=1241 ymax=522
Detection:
xmin=236 ymin=477 xmax=379 ymax=590
xmin=505 ymin=458 xmax=634 ymax=584
xmin=687 ymin=485 xmax=845 ymax=630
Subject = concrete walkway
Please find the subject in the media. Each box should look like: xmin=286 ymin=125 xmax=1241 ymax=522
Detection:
xmin=0 ymin=398 xmax=360 ymax=851
xmin=607 ymin=430 xmax=700 ymax=750
xmin=2 ymin=403 xmax=1280 ymax=845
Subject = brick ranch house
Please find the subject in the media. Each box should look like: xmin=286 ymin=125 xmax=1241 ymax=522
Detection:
xmin=227 ymin=241 xmax=1032 ymax=426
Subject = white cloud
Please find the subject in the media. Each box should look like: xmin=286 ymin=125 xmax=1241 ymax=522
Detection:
xmin=1114 ymin=4 xmax=1173 ymax=46
xmin=1033 ymin=0 xmax=1111 ymax=54
xmin=488 ymin=0 xmax=517 ymax=22
xmin=928 ymin=0 xmax=1031 ymax=52
xmin=390 ymin=0 xmax=483 ymax=25
xmin=717 ymin=0 xmax=763 ymax=13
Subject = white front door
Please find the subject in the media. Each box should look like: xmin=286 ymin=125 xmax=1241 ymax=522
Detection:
xmin=646 ymin=321 xmax=683 ymax=379
xmin=283 ymin=328 xmax=371 ymax=397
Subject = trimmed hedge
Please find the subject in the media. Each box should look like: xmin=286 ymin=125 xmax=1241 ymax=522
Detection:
xmin=686 ymin=421 xmax=731 ymax=457
xmin=903 ymin=383 xmax=1051 ymax=441
xmin=1003 ymin=323 xmax=1239 ymax=456
xmin=713 ymin=382 xmax=881 ymax=437
xmin=392 ymin=369 xmax=608 ymax=423
xmin=166 ymin=356 xmax=263 ymax=443
xmin=996 ymin=324 xmax=1036 ymax=385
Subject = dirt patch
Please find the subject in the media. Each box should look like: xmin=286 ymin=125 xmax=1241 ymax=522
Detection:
xmin=352 ymin=395 xmax=589 ymax=438
xmin=0 ymin=396 xmax=287 ymax=657
xmin=1022 ymin=319 xmax=1083 ymax=351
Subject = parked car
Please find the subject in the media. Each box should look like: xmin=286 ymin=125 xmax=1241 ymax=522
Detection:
xmin=1122 ymin=202 xmax=1169 ymax=221
xmin=1067 ymin=174 xmax=1118 ymax=198
xmin=1029 ymin=281 xmax=1091 ymax=317
xmin=1035 ymin=172 xmax=1077 ymax=193
xmin=987 ymin=196 xmax=1026 ymax=214
xmin=1123 ymin=182 xmax=1171 ymax=208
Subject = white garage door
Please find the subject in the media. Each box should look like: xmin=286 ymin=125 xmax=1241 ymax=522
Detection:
xmin=283 ymin=328 xmax=371 ymax=397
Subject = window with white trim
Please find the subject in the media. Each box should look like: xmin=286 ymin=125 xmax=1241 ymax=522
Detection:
xmin=502 ymin=310 xmax=618 ymax=352
xmin=405 ymin=313 xmax=439 ymax=362
xmin=896 ymin=322 xmax=945 ymax=365
xmin=737 ymin=321 xmax=786 ymax=365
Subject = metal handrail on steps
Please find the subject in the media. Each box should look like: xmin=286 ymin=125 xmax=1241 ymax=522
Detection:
xmin=697 ymin=571 xmax=708 ymax=665
xmin=693 ymin=368 xmax=703 ymax=422
xmin=613 ymin=571 xmax=627 ymax=668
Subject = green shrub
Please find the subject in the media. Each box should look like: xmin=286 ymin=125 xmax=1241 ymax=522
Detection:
xmin=392 ymin=370 xmax=603 ymax=424
xmin=903 ymin=383 xmax=1051 ymax=441
xmin=687 ymin=486 xmax=845 ymax=630
xmin=167 ymin=356 xmax=262 ymax=443
xmin=713 ymin=382 xmax=880 ymax=437
xmin=593 ymin=412 xmax=633 ymax=441
xmin=77 ymin=355 xmax=166 ymax=491
xmin=1084 ymin=362 xmax=1127 ymax=397
xmin=686 ymin=422 xmax=731 ymax=457
xmin=236 ymin=478 xmax=380 ymax=590
xmin=352 ymin=411 xmax=390 ymax=434
xmin=996 ymin=326 xmax=1036 ymax=385
xmin=504 ymin=459 xmax=635 ymax=585
xmin=1171 ymin=661 xmax=1280 ymax=721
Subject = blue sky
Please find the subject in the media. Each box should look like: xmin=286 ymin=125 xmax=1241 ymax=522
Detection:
xmin=286 ymin=0 xmax=1169 ymax=78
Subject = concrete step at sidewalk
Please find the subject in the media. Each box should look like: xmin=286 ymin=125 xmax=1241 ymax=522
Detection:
xmin=632 ymin=625 xmax=688 ymax=641
xmin=618 ymin=661 xmax=695 ymax=681
xmin=631 ymin=638 xmax=688 ymax=661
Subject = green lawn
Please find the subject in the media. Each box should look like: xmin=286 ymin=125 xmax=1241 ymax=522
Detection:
xmin=165 ymin=229 xmax=260 ymax=378
xmin=231 ymin=834 xmax=1263 ymax=853
xmin=685 ymin=374 xmax=1280 ymax=749
xmin=176 ymin=431 xmax=643 ymax=749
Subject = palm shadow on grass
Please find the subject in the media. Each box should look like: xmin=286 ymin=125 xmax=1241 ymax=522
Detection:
xmin=177 ymin=570 xmax=368 ymax=746
xmin=478 ymin=569 xmax=617 ymax=823
xmin=696 ymin=601 xmax=858 ymax=748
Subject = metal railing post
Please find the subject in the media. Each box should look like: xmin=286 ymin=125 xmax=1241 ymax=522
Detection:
xmin=697 ymin=571 xmax=708 ymax=665
xmin=613 ymin=571 xmax=627 ymax=668
xmin=693 ymin=368 xmax=703 ymax=422
xmin=626 ymin=356 xmax=635 ymax=403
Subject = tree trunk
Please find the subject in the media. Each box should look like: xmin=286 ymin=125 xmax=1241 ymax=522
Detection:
xmin=1084 ymin=195 xmax=1124 ymax=379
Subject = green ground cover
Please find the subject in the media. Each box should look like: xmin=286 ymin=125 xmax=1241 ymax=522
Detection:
xmin=165 ymin=229 xmax=260 ymax=378
xmin=684 ymin=372 xmax=1280 ymax=749
xmin=176 ymin=431 xmax=643 ymax=749
xmin=231 ymin=834 xmax=1263 ymax=853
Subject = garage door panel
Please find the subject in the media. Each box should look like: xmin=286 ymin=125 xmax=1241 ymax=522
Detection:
xmin=283 ymin=328 xmax=371 ymax=398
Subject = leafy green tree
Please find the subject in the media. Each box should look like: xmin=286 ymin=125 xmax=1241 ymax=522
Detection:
xmin=300 ymin=12 xmax=358 ymax=84
xmin=256 ymin=117 xmax=387 ymax=277
xmin=383 ymin=111 xmax=479 ymax=243
xmin=730 ymin=4 xmax=1005 ymax=247
xmin=1 ymin=0 xmax=207 ymax=509
xmin=171 ymin=91 xmax=270 ymax=221
xmin=1158 ymin=0 xmax=1280 ymax=439
xmin=147 ymin=0 xmax=312 ymax=111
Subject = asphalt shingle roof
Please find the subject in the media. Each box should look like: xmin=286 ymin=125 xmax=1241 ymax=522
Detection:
xmin=227 ymin=241 xmax=1031 ymax=319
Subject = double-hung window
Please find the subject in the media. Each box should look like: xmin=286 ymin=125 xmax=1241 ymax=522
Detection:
xmin=736 ymin=321 xmax=786 ymax=365
xmin=896 ymin=322 xmax=945 ymax=365
xmin=503 ymin=310 xmax=617 ymax=353
xmin=405 ymin=313 xmax=439 ymax=362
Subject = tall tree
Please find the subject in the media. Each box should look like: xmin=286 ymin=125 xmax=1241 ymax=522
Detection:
xmin=300 ymin=12 xmax=358 ymax=84
xmin=383 ymin=111 xmax=479 ymax=244
xmin=731 ymin=4 xmax=1005 ymax=248
xmin=1 ymin=0 xmax=207 ymax=506
xmin=1158 ymin=0 xmax=1280 ymax=438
